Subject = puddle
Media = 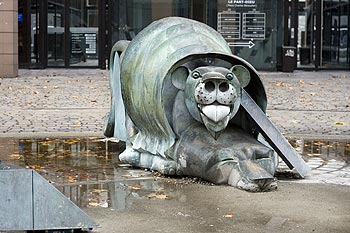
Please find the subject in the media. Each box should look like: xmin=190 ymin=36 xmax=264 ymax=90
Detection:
xmin=0 ymin=138 xmax=191 ymax=210
xmin=0 ymin=137 xmax=349 ymax=209
xmin=289 ymin=138 xmax=350 ymax=163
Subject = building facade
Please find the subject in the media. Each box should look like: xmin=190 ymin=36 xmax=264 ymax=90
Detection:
xmin=0 ymin=0 xmax=349 ymax=77
xmin=0 ymin=1 xmax=18 ymax=77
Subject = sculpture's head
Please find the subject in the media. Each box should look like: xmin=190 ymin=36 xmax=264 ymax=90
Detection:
xmin=172 ymin=65 xmax=251 ymax=139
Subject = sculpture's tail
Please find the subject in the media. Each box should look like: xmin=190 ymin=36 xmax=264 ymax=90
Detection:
xmin=103 ymin=40 xmax=130 ymax=139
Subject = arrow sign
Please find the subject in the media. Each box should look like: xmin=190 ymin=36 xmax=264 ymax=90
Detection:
xmin=228 ymin=40 xmax=255 ymax=48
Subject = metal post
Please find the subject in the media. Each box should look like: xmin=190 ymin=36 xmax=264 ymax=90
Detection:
xmin=315 ymin=0 xmax=322 ymax=69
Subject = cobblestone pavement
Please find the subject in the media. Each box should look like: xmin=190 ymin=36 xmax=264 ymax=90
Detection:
xmin=0 ymin=69 xmax=349 ymax=186
xmin=260 ymin=71 xmax=350 ymax=138
xmin=0 ymin=69 xmax=110 ymax=137
xmin=1 ymin=69 xmax=349 ymax=138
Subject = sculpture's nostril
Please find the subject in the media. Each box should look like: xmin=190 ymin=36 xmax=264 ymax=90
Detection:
xmin=219 ymin=82 xmax=229 ymax=92
xmin=205 ymin=81 xmax=215 ymax=92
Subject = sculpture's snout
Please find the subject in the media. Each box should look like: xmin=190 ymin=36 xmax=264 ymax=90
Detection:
xmin=195 ymin=79 xmax=236 ymax=106
xmin=188 ymin=70 xmax=239 ymax=139
xmin=195 ymin=79 xmax=237 ymax=124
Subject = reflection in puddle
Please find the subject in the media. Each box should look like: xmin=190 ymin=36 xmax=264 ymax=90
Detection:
xmin=289 ymin=139 xmax=350 ymax=163
xmin=0 ymin=138 xmax=188 ymax=210
xmin=0 ymin=138 xmax=349 ymax=209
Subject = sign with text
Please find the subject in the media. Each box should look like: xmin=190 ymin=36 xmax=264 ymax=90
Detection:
xmin=217 ymin=0 xmax=266 ymax=48
xmin=242 ymin=12 xmax=265 ymax=40
xmin=71 ymin=33 xmax=97 ymax=58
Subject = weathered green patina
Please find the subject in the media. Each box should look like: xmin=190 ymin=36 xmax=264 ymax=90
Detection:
xmin=118 ymin=17 xmax=266 ymax=157
xmin=104 ymin=17 xmax=304 ymax=191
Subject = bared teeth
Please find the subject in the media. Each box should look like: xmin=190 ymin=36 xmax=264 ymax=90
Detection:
xmin=201 ymin=104 xmax=230 ymax=122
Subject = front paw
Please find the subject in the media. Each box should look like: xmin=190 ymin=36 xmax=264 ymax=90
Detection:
xmin=119 ymin=148 xmax=140 ymax=166
xmin=151 ymin=156 xmax=177 ymax=175
xmin=228 ymin=161 xmax=277 ymax=192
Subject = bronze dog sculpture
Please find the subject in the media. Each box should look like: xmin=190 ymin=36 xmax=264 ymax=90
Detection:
xmin=104 ymin=17 xmax=280 ymax=191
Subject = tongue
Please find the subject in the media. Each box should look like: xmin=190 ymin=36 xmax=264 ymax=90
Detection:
xmin=201 ymin=105 xmax=230 ymax=122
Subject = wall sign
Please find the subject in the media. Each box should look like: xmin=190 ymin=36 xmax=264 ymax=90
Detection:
xmin=85 ymin=33 xmax=97 ymax=54
xmin=71 ymin=33 xmax=97 ymax=57
xmin=217 ymin=0 xmax=266 ymax=48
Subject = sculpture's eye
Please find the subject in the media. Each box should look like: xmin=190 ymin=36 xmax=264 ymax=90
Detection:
xmin=226 ymin=73 xmax=234 ymax=80
xmin=192 ymin=71 xmax=201 ymax=79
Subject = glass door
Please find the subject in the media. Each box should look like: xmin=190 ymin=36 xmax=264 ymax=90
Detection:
xmin=46 ymin=0 xmax=100 ymax=67
xmin=47 ymin=0 xmax=65 ymax=66
xmin=322 ymin=0 xmax=350 ymax=68
xmin=18 ymin=0 xmax=44 ymax=68
xmin=297 ymin=0 xmax=317 ymax=68
xmin=297 ymin=0 xmax=350 ymax=69
xmin=69 ymin=0 xmax=99 ymax=66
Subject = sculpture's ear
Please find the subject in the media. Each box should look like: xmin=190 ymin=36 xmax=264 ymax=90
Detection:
xmin=171 ymin=66 xmax=190 ymax=90
xmin=231 ymin=65 xmax=251 ymax=88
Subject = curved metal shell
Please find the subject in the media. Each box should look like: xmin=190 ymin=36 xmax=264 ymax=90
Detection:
xmin=120 ymin=17 xmax=266 ymax=156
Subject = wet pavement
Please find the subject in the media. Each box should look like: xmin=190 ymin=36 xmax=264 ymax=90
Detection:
xmin=0 ymin=69 xmax=350 ymax=232
xmin=0 ymin=137 xmax=349 ymax=205
xmin=0 ymin=137 xmax=349 ymax=233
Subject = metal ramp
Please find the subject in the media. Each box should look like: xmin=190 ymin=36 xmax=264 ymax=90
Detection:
xmin=241 ymin=90 xmax=311 ymax=177
xmin=0 ymin=162 xmax=98 ymax=231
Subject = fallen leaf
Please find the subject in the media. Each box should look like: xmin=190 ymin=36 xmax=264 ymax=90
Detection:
xmin=313 ymin=142 xmax=324 ymax=146
xmin=92 ymin=189 xmax=108 ymax=193
xmin=9 ymin=153 xmax=21 ymax=159
xmin=223 ymin=212 xmax=236 ymax=218
xmin=55 ymin=168 xmax=65 ymax=172
xmin=68 ymin=176 xmax=75 ymax=183
xmin=73 ymin=120 xmax=82 ymax=126
xmin=334 ymin=121 xmax=345 ymax=126
xmin=147 ymin=193 xmax=169 ymax=199
xmin=307 ymin=153 xmax=322 ymax=156
xmin=88 ymin=202 xmax=99 ymax=207
xmin=65 ymin=139 xmax=79 ymax=144
xmin=30 ymin=165 xmax=42 ymax=171
xmin=39 ymin=141 xmax=52 ymax=146
xmin=176 ymin=212 xmax=190 ymax=217
xmin=130 ymin=184 xmax=143 ymax=190
xmin=275 ymin=82 xmax=291 ymax=87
